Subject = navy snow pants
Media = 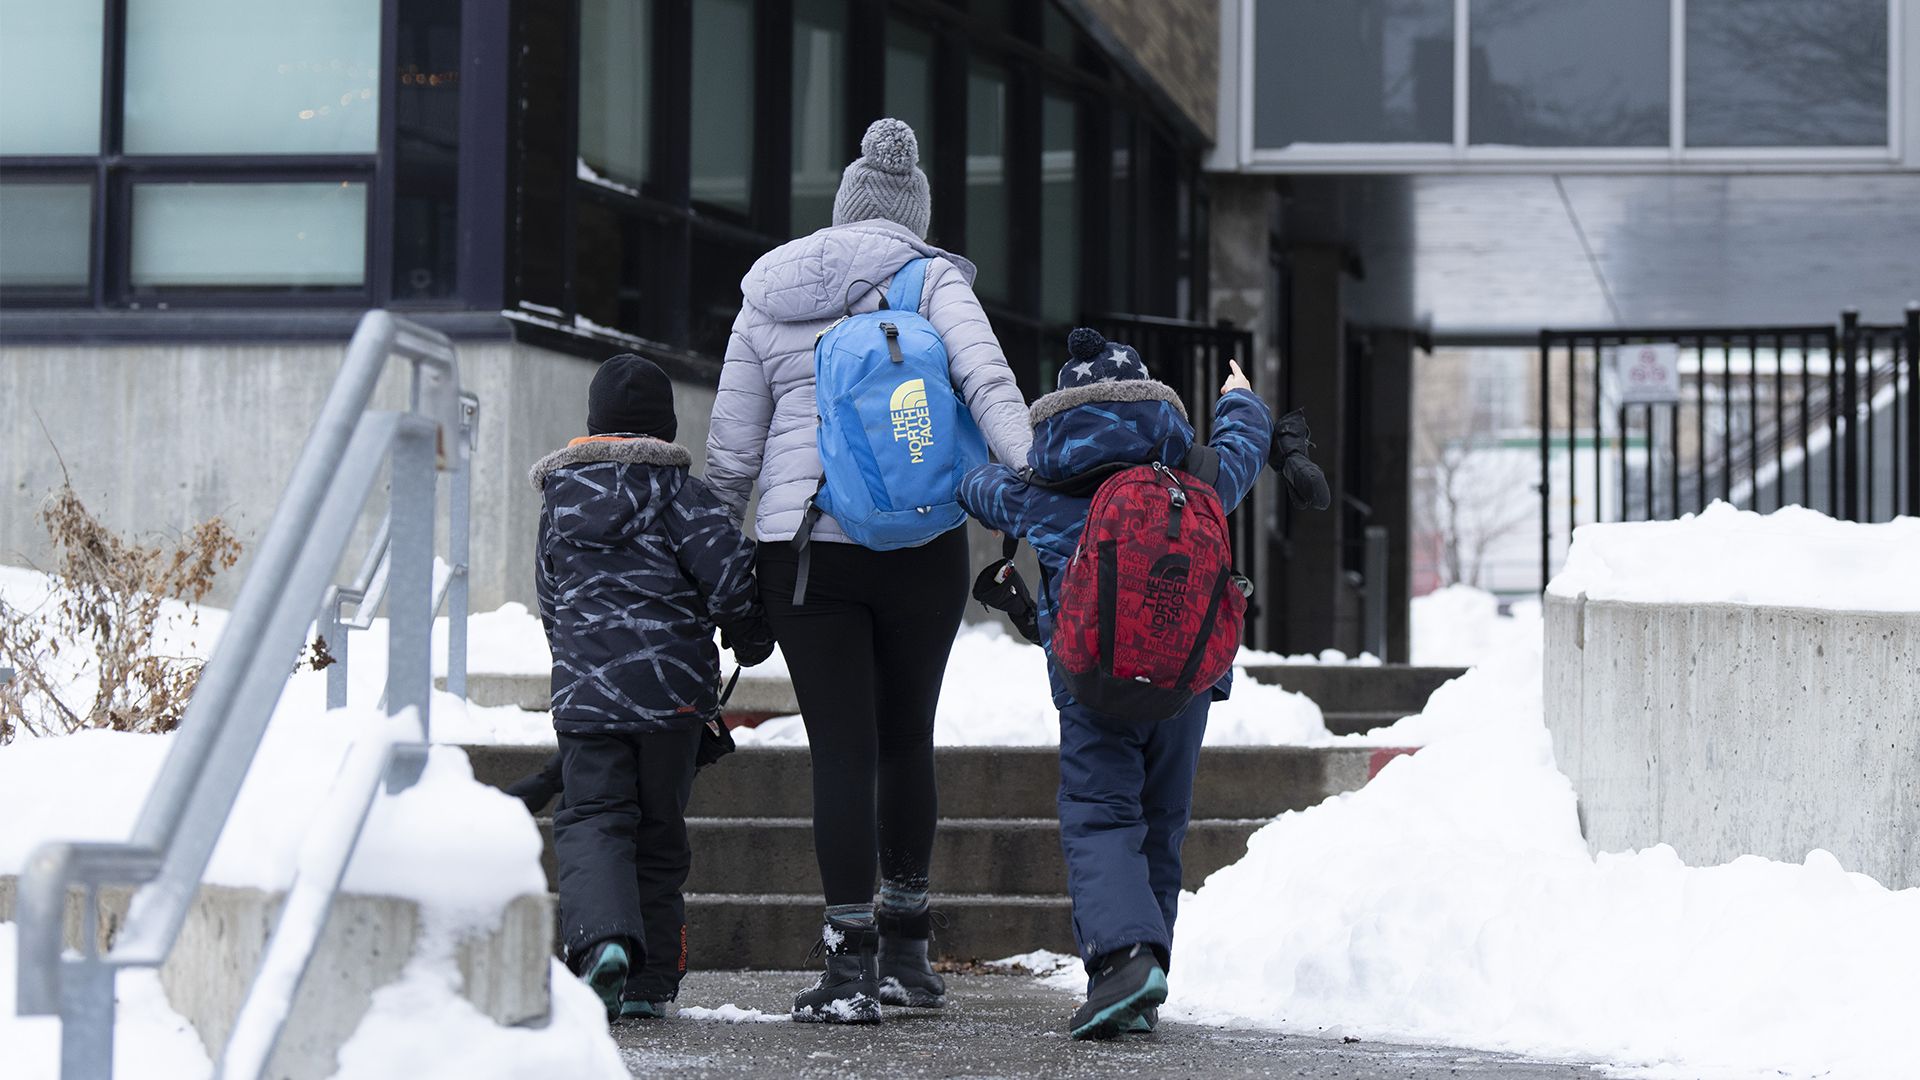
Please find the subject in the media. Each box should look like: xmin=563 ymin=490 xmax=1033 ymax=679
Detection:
xmin=1056 ymin=693 xmax=1210 ymax=972
xmin=554 ymin=726 xmax=702 ymax=1001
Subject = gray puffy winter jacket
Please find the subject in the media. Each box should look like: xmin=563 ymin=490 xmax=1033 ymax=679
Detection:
xmin=705 ymin=218 xmax=1033 ymax=544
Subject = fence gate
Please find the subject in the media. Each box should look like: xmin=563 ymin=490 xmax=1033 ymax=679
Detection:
xmin=1539 ymin=307 xmax=1919 ymax=590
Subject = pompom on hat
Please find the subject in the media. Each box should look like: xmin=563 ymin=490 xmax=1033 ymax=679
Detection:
xmin=1055 ymin=327 xmax=1151 ymax=390
xmin=832 ymin=118 xmax=932 ymax=240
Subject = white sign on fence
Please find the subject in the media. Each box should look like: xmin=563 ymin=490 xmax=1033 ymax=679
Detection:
xmin=1609 ymin=343 xmax=1682 ymax=405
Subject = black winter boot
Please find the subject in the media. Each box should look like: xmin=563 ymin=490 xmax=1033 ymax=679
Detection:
xmin=1068 ymin=944 xmax=1168 ymax=1040
xmin=791 ymin=917 xmax=882 ymax=1024
xmin=876 ymin=910 xmax=946 ymax=1008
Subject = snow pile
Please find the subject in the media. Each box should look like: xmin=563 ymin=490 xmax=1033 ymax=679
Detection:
xmin=1236 ymin=646 xmax=1381 ymax=666
xmin=1169 ymin=623 xmax=1920 ymax=1079
xmin=0 ymin=925 xmax=212 ymax=1080
xmin=734 ymin=621 xmax=1332 ymax=748
xmin=1550 ymin=501 xmax=1920 ymax=611
xmin=677 ymin=1003 xmax=787 ymax=1023
xmin=1408 ymin=585 xmax=1541 ymax=669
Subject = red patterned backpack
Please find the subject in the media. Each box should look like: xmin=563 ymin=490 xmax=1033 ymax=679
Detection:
xmin=1050 ymin=445 xmax=1246 ymax=723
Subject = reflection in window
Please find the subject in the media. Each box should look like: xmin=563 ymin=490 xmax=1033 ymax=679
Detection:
xmin=0 ymin=183 xmax=92 ymax=288
xmin=690 ymin=226 xmax=762 ymax=357
xmin=691 ymin=0 xmax=754 ymax=214
xmin=792 ymin=0 xmax=847 ymax=236
xmin=966 ymin=62 xmax=1009 ymax=303
xmin=131 ymin=182 xmax=367 ymax=288
xmin=1252 ymin=0 xmax=1452 ymax=148
xmin=393 ymin=0 xmax=462 ymax=301
xmin=578 ymin=0 xmax=652 ymax=188
xmin=123 ymin=0 xmax=379 ymax=154
xmin=1040 ymin=93 xmax=1080 ymax=325
xmin=1686 ymin=0 xmax=1888 ymax=147
xmin=0 ymin=1 xmax=102 ymax=154
xmin=1469 ymin=0 xmax=1668 ymax=147
xmin=1108 ymin=108 xmax=1133 ymax=312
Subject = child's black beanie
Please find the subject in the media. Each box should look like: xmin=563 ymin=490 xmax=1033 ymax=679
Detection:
xmin=587 ymin=353 xmax=678 ymax=441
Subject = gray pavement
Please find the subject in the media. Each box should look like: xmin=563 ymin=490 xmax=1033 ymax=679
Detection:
xmin=615 ymin=971 xmax=1609 ymax=1079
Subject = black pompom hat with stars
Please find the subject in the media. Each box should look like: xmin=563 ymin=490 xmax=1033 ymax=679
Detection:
xmin=1056 ymin=327 xmax=1150 ymax=390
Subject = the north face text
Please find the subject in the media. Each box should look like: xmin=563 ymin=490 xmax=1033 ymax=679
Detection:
xmin=889 ymin=378 xmax=934 ymax=463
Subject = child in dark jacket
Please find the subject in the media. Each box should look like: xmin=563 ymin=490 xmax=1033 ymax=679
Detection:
xmin=959 ymin=328 xmax=1272 ymax=1040
xmin=531 ymin=353 xmax=775 ymax=1021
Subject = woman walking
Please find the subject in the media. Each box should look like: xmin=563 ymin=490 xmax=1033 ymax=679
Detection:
xmin=704 ymin=118 xmax=1031 ymax=1023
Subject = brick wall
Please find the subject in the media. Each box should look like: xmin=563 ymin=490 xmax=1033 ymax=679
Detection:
xmin=1073 ymin=0 xmax=1219 ymax=141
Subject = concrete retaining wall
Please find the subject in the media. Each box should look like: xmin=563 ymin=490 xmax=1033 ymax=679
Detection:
xmin=0 ymin=878 xmax=551 ymax=1079
xmin=1544 ymin=592 xmax=1920 ymax=888
xmin=1 ymin=337 xmax=715 ymax=612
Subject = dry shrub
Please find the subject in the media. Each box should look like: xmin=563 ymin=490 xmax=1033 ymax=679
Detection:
xmin=0 ymin=482 xmax=241 ymax=744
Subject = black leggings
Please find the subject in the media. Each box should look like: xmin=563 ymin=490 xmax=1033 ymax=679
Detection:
xmin=756 ymin=527 xmax=969 ymax=907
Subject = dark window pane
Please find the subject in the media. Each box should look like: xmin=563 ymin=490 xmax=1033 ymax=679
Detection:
xmin=792 ymin=0 xmax=847 ymax=236
xmin=1468 ymin=0 xmax=1668 ymax=147
xmin=578 ymin=0 xmax=652 ymax=188
xmin=1108 ymin=108 xmax=1133 ymax=312
xmin=0 ymin=1 xmax=101 ymax=154
xmin=0 ymin=182 xmax=91 ymax=288
xmin=1686 ymin=0 xmax=1888 ymax=147
xmin=124 ymin=0 xmax=379 ymax=154
xmin=689 ymin=226 xmax=762 ymax=357
xmin=393 ymin=0 xmax=461 ymax=301
xmin=1043 ymin=4 xmax=1076 ymax=58
xmin=1253 ymin=0 xmax=1453 ymax=148
xmin=691 ymin=0 xmax=754 ymax=214
xmin=1039 ymin=92 xmax=1080 ymax=325
xmin=885 ymin=21 xmax=937 ymax=153
xmin=131 ymin=182 xmax=367 ymax=288
xmin=966 ymin=60 xmax=1009 ymax=303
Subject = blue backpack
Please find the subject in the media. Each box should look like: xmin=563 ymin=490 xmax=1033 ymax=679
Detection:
xmin=791 ymin=257 xmax=987 ymax=602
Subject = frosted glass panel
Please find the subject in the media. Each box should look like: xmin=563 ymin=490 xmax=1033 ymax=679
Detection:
xmin=123 ymin=0 xmax=379 ymax=154
xmin=0 ymin=1 xmax=102 ymax=154
xmin=1253 ymin=0 xmax=1453 ymax=148
xmin=690 ymin=0 xmax=754 ymax=213
xmin=1687 ymin=0 xmax=1889 ymax=147
xmin=132 ymin=182 xmax=367 ymax=287
xmin=0 ymin=183 xmax=92 ymax=287
xmin=1469 ymin=0 xmax=1669 ymax=147
xmin=579 ymin=0 xmax=651 ymax=187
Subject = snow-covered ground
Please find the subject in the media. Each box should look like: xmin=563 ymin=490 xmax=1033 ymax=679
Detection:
xmin=1158 ymin=508 xmax=1920 ymax=1080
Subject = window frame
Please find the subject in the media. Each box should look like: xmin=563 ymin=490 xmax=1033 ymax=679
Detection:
xmin=1234 ymin=0 xmax=1904 ymax=172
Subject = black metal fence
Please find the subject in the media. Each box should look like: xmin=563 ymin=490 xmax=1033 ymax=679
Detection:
xmin=1539 ymin=306 xmax=1920 ymax=589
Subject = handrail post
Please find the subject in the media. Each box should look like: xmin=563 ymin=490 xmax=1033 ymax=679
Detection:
xmin=446 ymin=396 xmax=478 ymax=699
xmin=385 ymin=417 xmax=439 ymax=758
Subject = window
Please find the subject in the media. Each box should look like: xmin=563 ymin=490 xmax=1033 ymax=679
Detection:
xmin=578 ymin=0 xmax=653 ymax=189
xmin=792 ymin=0 xmax=847 ymax=236
xmin=690 ymin=0 xmax=755 ymax=215
xmin=1468 ymin=0 xmax=1668 ymax=147
xmin=0 ymin=182 xmax=92 ymax=289
xmin=1039 ymin=92 xmax=1080 ymax=324
xmin=966 ymin=61 xmax=1010 ymax=303
xmin=1686 ymin=0 xmax=1889 ymax=147
xmin=392 ymin=0 xmax=462 ymax=302
xmin=0 ymin=1 xmax=103 ymax=155
xmin=885 ymin=21 xmax=937 ymax=158
xmin=131 ymin=182 xmax=367 ymax=289
xmin=1108 ymin=107 xmax=1134 ymax=312
xmin=1252 ymin=0 xmax=1453 ymax=148
xmin=123 ymin=0 xmax=380 ymax=155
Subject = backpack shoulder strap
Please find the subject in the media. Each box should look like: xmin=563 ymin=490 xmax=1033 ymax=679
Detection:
xmin=881 ymin=258 xmax=930 ymax=313
xmin=1183 ymin=442 xmax=1221 ymax=488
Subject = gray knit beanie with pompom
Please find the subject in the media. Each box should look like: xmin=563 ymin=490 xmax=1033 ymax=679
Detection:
xmin=832 ymin=118 xmax=932 ymax=239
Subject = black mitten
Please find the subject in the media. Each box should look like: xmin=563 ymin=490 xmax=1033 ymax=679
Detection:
xmin=504 ymin=752 xmax=564 ymax=815
xmin=722 ymin=626 xmax=776 ymax=667
xmin=1270 ymin=408 xmax=1331 ymax=511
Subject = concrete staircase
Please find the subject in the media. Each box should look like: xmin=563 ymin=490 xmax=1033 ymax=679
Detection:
xmin=465 ymin=743 xmax=1390 ymax=968
xmin=1239 ymin=663 xmax=1464 ymax=736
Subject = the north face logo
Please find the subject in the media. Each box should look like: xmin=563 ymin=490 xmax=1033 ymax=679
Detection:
xmin=889 ymin=378 xmax=934 ymax=463
xmin=1143 ymin=553 xmax=1191 ymax=641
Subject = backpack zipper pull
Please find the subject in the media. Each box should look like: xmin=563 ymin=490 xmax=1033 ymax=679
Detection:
xmin=880 ymin=322 xmax=905 ymax=363
xmin=1155 ymin=463 xmax=1187 ymax=539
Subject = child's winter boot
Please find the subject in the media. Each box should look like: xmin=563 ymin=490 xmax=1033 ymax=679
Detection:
xmin=876 ymin=909 xmax=946 ymax=1008
xmin=1068 ymin=943 xmax=1168 ymax=1040
xmin=618 ymin=998 xmax=667 ymax=1021
xmin=574 ymin=939 xmax=632 ymax=1021
xmin=791 ymin=916 xmax=882 ymax=1024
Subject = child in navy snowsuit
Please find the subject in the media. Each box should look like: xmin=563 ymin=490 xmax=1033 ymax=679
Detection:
xmin=531 ymin=353 xmax=775 ymax=1021
xmin=959 ymin=328 xmax=1272 ymax=1039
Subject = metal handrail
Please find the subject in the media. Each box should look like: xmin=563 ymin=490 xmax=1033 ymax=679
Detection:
xmin=14 ymin=311 xmax=473 ymax=1079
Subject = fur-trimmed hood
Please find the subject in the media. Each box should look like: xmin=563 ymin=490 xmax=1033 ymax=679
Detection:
xmin=529 ymin=436 xmax=692 ymax=491
xmin=1027 ymin=378 xmax=1188 ymax=428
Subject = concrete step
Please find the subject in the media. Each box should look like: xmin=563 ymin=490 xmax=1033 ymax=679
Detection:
xmin=1240 ymin=663 xmax=1463 ymax=715
xmin=467 ymin=744 xmax=1379 ymax=821
xmin=444 ymin=671 xmax=798 ymax=721
xmin=682 ymin=892 xmax=1076 ymax=969
xmin=1322 ymin=710 xmax=1412 ymax=737
xmin=532 ymin=816 xmax=1262 ymax=897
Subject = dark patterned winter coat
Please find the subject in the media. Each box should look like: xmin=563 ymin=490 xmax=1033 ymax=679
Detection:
xmin=958 ymin=382 xmax=1273 ymax=708
xmin=531 ymin=436 xmax=773 ymax=733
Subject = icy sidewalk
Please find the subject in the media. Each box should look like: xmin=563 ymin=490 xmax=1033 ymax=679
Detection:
xmin=614 ymin=969 xmax=1607 ymax=1080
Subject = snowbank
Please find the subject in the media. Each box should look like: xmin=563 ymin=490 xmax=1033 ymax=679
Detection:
xmin=0 ymin=924 xmax=212 ymax=1080
xmin=1169 ymin=619 xmax=1920 ymax=1079
xmin=1408 ymin=584 xmax=1541 ymax=668
xmin=1549 ymin=501 xmax=1920 ymax=611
